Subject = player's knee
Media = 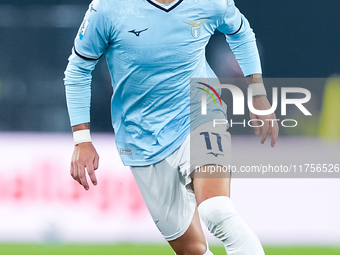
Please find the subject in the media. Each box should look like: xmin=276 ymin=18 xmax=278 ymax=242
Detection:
xmin=189 ymin=241 xmax=207 ymax=255
xmin=175 ymin=241 xmax=207 ymax=255
xmin=198 ymin=196 xmax=238 ymax=233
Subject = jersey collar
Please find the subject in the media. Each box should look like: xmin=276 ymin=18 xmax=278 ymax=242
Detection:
xmin=146 ymin=0 xmax=183 ymax=12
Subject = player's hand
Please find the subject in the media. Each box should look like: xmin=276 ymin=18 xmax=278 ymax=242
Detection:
xmin=70 ymin=142 xmax=99 ymax=190
xmin=249 ymin=96 xmax=279 ymax=147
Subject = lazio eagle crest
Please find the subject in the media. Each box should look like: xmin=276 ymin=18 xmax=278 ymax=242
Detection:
xmin=184 ymin=19 xmax=208 ymax=39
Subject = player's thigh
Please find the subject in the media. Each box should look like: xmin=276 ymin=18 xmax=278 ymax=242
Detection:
xmin=189 ymin=121 xmax=232 ymax=206
xmin=193 ymin=175 xmax=231 ymax=206
xmin=190 ymin=121 xmax=232 ymax=176
xmin=130 ymin=154 xmax=197 ymax=242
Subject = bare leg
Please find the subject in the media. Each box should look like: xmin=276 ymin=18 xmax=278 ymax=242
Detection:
xmin=193 ymin=175 xmax=231 ymax=206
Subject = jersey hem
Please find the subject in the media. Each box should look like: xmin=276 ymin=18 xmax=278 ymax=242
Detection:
xmin=121 ymin=127 xmax=190 ymax=167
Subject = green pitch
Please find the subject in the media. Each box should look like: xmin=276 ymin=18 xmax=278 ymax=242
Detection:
xmin=0 ymin=244 xmax=340 ymax=255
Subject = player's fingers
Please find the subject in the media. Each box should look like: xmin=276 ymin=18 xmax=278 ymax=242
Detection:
xmin=261 ymin=119 xmax=270 ymax=144
xmin=271 ymin=121 xmax=279 ymax=147
xmin=93 ymin=154 xmax=99 ymax=171
xmin=78 ymin=165 xmax=89 ymax=190
xmin=70 ymin=161 xmax=81 ymax=185
xmin=249 ymin=112 xmax=261 ymax=135
xmin=251 ymin=119 xmax=261 ymax=135
xmin=86 ymin=161 xmax=98 ymax=186
xmin=270 ymin=126 xmax=276 ymax=147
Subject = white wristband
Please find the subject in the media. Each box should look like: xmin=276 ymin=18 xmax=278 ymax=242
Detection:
xmin=248 ymin=83 xmax=267 ymax=97
xmin=73 ymin=129 xmax=92 ymax=145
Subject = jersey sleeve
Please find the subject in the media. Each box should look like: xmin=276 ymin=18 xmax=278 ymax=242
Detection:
xmin=64 ymin=49 xmax=98 ymax=127
xmin=217 ymin=0 xmax=262 ymax=76
xmin=74 ymin=0 xmax=109 ymax=60
xmin=64 ymin=0 xmax=109 ymax=127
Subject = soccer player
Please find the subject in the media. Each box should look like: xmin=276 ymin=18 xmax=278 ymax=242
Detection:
xmin=64 ymin=0 xmax=279 ymax=254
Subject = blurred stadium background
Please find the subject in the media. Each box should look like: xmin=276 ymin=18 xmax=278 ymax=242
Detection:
xmin=0 ymin=0 xmax=340 ymax=254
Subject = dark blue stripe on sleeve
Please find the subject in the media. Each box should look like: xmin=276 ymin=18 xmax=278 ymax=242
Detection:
xmin=226 ymin=18 xmax=243 ymax=36
xmin=74 ymin=48 xmax=102 ymax=61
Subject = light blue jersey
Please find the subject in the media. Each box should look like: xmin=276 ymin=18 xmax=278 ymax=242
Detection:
xmin=64 ymin=0 xmax=262 ymax=166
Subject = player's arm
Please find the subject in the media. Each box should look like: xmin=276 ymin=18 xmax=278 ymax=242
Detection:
xmin=217 ymin=0 xmax=278 ymax=146
xmin=65 ymin=50 xmax=100 ymax=191
xmin=64 ymin=0 xmax=109 ymax=190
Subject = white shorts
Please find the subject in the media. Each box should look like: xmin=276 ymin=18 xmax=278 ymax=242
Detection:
xmin=130 ymin=121 xmax=231 ymax=241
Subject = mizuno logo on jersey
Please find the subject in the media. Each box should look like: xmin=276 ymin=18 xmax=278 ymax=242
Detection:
xmin=128 ymin=28 xmax=148 ymax=36
xmin=184 ymin=19 xmax=208 ymax=39
xmin=90 ymin=4 xmax=97 ymax=12
xmin=207 ymin=152 xmax=224 ymax=157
